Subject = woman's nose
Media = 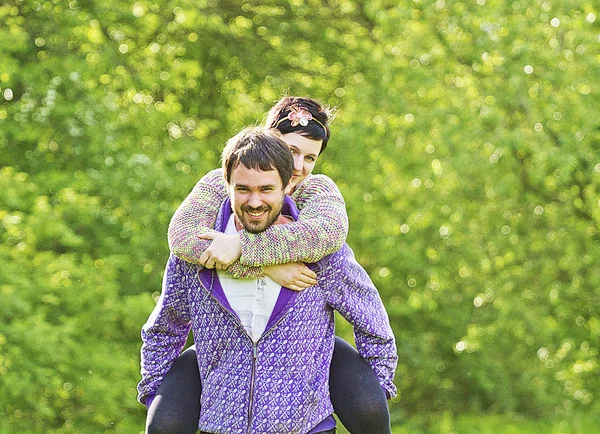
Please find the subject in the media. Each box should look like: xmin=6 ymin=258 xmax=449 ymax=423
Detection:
xmin=293 ymin=155 xmax=303 ymax=171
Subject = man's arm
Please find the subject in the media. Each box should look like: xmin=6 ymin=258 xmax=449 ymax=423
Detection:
xmin=137 ymin=254 xmax=193 ymax=405
xmin=319 ymin=245 xmax=398 ymax=399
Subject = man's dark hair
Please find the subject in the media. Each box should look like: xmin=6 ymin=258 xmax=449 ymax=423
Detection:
xmin=222 ymin=127 xmax=294 ymax=187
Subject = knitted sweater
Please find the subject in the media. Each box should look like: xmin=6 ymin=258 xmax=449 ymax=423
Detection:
xmin=167 ymin=169 xmax=349 ymax=278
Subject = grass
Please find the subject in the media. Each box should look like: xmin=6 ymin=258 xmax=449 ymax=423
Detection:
xmin=334 ymin=411 xmax=600 ymax=434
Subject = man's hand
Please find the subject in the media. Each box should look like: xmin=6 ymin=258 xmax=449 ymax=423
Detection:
xmin=198 ymin=232 xmax=242 ymax=270
xmin=263 ymin=263 xmax=317 ymax=292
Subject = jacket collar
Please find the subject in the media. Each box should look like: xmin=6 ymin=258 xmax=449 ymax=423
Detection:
xmin=199 ymin=195 xmax=302 ymax=333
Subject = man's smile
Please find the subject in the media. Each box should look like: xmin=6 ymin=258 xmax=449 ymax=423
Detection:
xmin=244 ymin=207 xmax=270 ymax=220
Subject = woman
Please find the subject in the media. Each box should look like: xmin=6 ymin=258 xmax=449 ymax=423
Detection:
xmin=147 ymin=97 xmax=395 ymax=434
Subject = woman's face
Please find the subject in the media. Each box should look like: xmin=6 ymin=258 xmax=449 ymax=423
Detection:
xmin=281 ymin=133 xmax=322 ymax=189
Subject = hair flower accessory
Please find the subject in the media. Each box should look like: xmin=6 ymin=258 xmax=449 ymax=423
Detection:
xmin=287 ymin=105 xmax=313 ymax=127
xmin=274 ymin=104 xmax=327 ymax=131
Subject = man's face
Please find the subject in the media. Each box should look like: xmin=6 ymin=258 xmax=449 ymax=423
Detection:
xmin=229 ymin=164 xmax=288 ymax=233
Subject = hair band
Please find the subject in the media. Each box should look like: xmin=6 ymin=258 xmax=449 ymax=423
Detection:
xmin=275 ymin=105 xmax=326 ymax=131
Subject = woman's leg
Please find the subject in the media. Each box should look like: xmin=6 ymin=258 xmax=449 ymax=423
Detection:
xmin=329 ymin=336 xmax=392 ymax=434
xmin=146 ymin=345 xmax=202 ymax=434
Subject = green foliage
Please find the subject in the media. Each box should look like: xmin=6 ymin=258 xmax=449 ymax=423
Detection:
xmin=1 ymin=0 xmax=598 ymax=432
xmin=337 ymin=410 xmax=600 ymax=433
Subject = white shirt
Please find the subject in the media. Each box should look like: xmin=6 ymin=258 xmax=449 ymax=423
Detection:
xmin=217 ymin=215 xmax=282 ymax=342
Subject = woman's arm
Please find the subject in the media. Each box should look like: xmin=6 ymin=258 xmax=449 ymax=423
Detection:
xmin=168 ymin=171 xmax=348 ymax=277
xmin=167 ymin=168 xmax=264 ymax=278
xmin=238 ymin=174 xmax=349 ymax=267
xmin=168 ymin=168 xmax=227 ymax=263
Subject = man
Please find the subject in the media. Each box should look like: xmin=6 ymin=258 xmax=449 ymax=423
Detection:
xmin=138 ymin=127 xmax=397 ymax=433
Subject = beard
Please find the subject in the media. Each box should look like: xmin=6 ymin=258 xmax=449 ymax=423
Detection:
xmin=237 ymin=204 xmax=282 ymax=233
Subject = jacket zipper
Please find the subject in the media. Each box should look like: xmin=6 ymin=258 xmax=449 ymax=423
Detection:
xmin=246 ymin=310 xmax=292 ymax=434
xmin=247 ymin=344 xmax=258 ymax=434
xmin=199 ymin=270 xmax=295 ymax=433
xmin=199 ymin=273 xmax=260 ymax=432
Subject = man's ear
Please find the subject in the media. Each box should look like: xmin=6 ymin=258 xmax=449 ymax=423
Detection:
xmin=284 ymin=181 xmax=293 ymax=195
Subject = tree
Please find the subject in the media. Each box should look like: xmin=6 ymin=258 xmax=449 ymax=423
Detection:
xmin=1 ymin=0 xmax=598 ymax=431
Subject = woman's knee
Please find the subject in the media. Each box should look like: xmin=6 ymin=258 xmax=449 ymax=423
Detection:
xmin=330 ymin=336 xmax=391 ymax=434
xmin=146 ymin=346 xmax=201 ymax=434
xmin=146 ymin=410 xmax=195 ymax=434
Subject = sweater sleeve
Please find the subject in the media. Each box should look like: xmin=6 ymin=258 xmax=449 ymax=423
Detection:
xmin=137 ymin=254 xmax=193 ymax=405
xmin=319 ymin=245 xmax=398 ymax=399
xmin=169 ymin=171 xmax=349 ymax=273
xmin=238 ymin=174 xmax=349 ymax=267
xmin=167 ymin=168 xmax=263 ymax=279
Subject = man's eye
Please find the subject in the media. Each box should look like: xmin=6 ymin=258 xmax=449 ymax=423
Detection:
xmin=306 ymin=156 xmax=315 ymax=162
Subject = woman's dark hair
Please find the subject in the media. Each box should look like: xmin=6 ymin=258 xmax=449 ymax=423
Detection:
xmin=265 ymin=96 xmax=332 ymax=154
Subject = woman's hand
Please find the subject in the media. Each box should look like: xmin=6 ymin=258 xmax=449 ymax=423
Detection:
xmin=263 ymin=263 xmax=317 ymax=292
xmin=197 ymin=233 xmax=242 ymax=270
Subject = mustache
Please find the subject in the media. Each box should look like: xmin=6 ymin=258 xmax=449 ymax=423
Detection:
xmin=242 ymin=205 xmax=270 ymax=213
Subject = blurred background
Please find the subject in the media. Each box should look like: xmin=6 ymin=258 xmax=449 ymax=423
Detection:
xmin=1 ymin=0 xmax=598 ymax=432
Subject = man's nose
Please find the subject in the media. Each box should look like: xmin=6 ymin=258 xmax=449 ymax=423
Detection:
xmin=247 ymin=192 xmax=263 ymax=208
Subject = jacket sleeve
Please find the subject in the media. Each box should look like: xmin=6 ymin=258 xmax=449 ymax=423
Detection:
xmin=167 ymin=168 xmax=263 ymax=279
xmin=319 ymin=245 xmax=398 ymax=399
xmin=137 ymin=254 xmax=193 ymax=405
xmin=238 ymin=174 xmax=349 ymax=267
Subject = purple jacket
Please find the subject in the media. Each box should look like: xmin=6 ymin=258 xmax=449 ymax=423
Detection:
xmin=138 ymin=197 xmax=397 ymax=433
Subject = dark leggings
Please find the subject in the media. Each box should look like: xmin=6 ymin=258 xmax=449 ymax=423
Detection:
xmin=146 ymin=336 xmax=391 ymax=434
